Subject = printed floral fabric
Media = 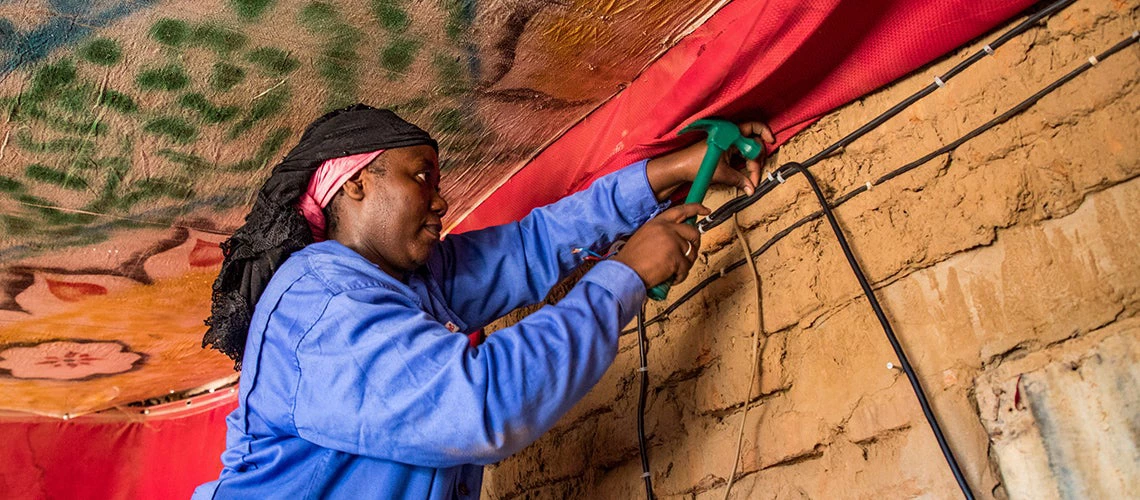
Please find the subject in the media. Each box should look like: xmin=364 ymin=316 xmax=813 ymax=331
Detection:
xmin=0 ymin=340 xmax=142 ymax=380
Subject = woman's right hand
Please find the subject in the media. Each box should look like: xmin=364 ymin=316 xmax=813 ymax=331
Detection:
xmin=613 ymin=203 xmax=709 ymax=288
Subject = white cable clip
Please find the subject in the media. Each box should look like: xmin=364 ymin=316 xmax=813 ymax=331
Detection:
xmin=933 ymin=76 xmax=946 ymax=88
xmin=766 ymin=171 xmax=776 ymax=183
xmin=775 ymin=171 xmax=786 ymax=184
xmin=982 ymin=44 xmax=994 ymax=56
xmin=1088 ymin=55 xmax=1099 ymax=66
xmin=1133 ymin=30 xmax=1139 ymax=40
xmin=637 ymin=366 xmax=649 ymax=373
xmin=641 ymin=472 xmax=652 ymax=478
xmin=865 ymin=181 xmax=873 ymax=191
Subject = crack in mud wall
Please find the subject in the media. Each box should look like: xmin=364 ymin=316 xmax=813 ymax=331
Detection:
xmin=484 ymin=2 xmax=1140 ymax=498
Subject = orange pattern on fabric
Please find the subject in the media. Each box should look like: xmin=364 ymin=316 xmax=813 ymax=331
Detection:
xmin=44 ymin=279 xmax=109 ymax=302
xmin=188 ymin=240 xmax=225 ymax=268
xmin=0 ymin=270 xmax=234 ymax=417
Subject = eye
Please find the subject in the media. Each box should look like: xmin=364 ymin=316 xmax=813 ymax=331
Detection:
xmin=415 ymin=171 xmax=429 ymax=183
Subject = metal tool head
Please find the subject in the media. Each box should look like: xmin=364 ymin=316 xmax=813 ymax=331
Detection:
xmin=680 ymin=118 xmax=764 ymax=160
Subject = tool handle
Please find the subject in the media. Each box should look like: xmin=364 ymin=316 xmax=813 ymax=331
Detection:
xmin=685 ymin=145 xmax=723 ymax=207
xmin=647 ymin=149 xmax=721 ymax=300
xmin=647 ymin=280 xmax=672 ymax=301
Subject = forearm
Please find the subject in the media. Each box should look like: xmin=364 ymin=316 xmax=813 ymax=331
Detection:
xmin=645 ymin=144 xmax=705 ymax=201
xmin=294 ymin=261 xmax=645 ymax=468
xmin=431 ymin=160 xmax=665 ymax=327
xmin=645 ymin=120 xmax=775 ymax=201
xmin=456 ymin=260 xmax=645 ymax=464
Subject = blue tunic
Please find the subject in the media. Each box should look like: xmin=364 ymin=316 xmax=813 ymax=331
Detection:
xmin=194 ymin=161 xmax=665 ymax=499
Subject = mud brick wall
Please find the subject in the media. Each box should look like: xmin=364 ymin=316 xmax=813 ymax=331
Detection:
xmin=483 ymin=1 xmax=1140 ymax=498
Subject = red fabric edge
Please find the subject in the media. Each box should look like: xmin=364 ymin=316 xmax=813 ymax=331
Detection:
xmin=455 ymin=0 xmax=1039 ymax=233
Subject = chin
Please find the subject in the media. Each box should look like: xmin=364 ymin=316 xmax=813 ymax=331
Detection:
xmin=410 ymin=244 xmax=436 ymax=268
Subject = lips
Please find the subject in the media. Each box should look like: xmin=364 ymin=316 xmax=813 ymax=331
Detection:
xmin=423 ymin=224 xmax=442 ymax=239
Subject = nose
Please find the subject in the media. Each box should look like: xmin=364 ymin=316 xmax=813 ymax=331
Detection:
xmin=430 ymin=189 xmax=448 ymax=218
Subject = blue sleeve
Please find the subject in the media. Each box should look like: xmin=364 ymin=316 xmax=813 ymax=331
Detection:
xmin=291 ymin=260 xmax=646 ymax=467
xmin=427 ymin=160 xmax=666 ymax=329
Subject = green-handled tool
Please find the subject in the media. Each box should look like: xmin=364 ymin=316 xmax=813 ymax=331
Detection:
xmin=647 ymin=119 xmax=764 ymax=301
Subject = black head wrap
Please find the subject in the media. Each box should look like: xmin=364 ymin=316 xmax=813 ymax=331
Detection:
xmin=203 ymin=104 xmax=437 ymax=368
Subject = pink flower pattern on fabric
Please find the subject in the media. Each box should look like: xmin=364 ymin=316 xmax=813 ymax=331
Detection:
xmin=0 ymin=340 xmax=143 ymax=380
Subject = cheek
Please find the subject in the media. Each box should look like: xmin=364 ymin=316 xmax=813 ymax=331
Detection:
xmin=398 ymin=191 xmax=427 ymax=226
xmin=373 ymin=187 xmax=415 ymax=224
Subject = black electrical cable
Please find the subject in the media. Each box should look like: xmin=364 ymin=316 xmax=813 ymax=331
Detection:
xmin=625 ymin=30 xmax=1138 ymax=337
xmin=702 ymin=0 xmax=1077 ymax=231
xmin=705 ymin=0 xmax=1075 ymax=226
xmin=870 ymin=32 xmax=1140 ymax=188
xmin=800 ymin=0 xmax=1075 ymax=168
xmin=627 ymin=29 xmax=1136 ymax=493
xmin=636 ymin=306 xmax=654 ymax=499
xmin=785 ymin=161 xmax=975 ymax=498
xmin=623 ymin=2 xmax=1133 ymax=495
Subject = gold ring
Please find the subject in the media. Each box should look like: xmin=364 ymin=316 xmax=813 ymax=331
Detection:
xmin=684 ymin=241 xmax=693 ymax=257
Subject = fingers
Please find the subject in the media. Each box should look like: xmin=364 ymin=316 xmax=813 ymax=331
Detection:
xmin=661 ymin=203 xmax=710 ymax=223
xmin=670 ymin=224 xmax=701 ymax=283
xmin=737 ymin=122 xmax=773 ymax=193
xmin=739 ymin=121 xmax=776 ymax=145
xmin=672 ymin=222 xmax=701 ymax=245
xmin=653 ymin=206 xmax=705 ymax=283
xmin=615 ymin=205 xmax=709 ymax=288
xmin=761 ymin=124 xmax=775 ymax=144
xmin=671 ymin=239 xmax=693 ymax=283
xmin=744 ymin=158 xmax=762 ymax=192
xmin=716 ymin=161 xmax=755 ymax=195
xmin=674 ymin=235 xmax=700 ymax=282
xmin=674 ymin=258 xmax=691 ymax=283
xmin=719 ymin=121 xmax=774 ymax=194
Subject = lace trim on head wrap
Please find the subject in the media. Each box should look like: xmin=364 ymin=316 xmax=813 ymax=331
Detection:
xmin=203 ymin=104 xmax=436 ymax=369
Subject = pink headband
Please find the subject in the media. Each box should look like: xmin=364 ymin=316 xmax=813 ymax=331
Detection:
xmin=297 ymin=150 xmax=384 ymax=241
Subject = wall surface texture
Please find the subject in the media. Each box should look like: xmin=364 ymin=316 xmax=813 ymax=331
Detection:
xmin=484 ymin=1 xmax=1140 ymax=498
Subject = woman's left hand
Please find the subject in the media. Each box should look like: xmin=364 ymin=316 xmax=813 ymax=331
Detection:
xmin=646 ymin=121 xmax=776 ymax=202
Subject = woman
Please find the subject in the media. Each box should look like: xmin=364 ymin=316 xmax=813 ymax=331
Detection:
xmin=194 ymin=104 xmax=773 ymax=499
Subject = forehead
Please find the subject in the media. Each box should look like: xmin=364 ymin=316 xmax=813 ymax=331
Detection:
xmin=384 ymin=145 xmax=439 ymax=169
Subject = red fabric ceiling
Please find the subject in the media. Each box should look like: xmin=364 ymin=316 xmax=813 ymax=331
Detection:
xmin=3 ymin=0 xmax=1043 ymax=496
xmin=455 ymin=0 xmax=1039 ymax=233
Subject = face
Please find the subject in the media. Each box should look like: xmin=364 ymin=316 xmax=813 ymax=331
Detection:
xmin=348 ymin=145 xmax=447 ymax=279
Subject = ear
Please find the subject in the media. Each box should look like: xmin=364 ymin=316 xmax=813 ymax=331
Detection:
xmin=341 ymin=170 xmax=366 ymax=201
